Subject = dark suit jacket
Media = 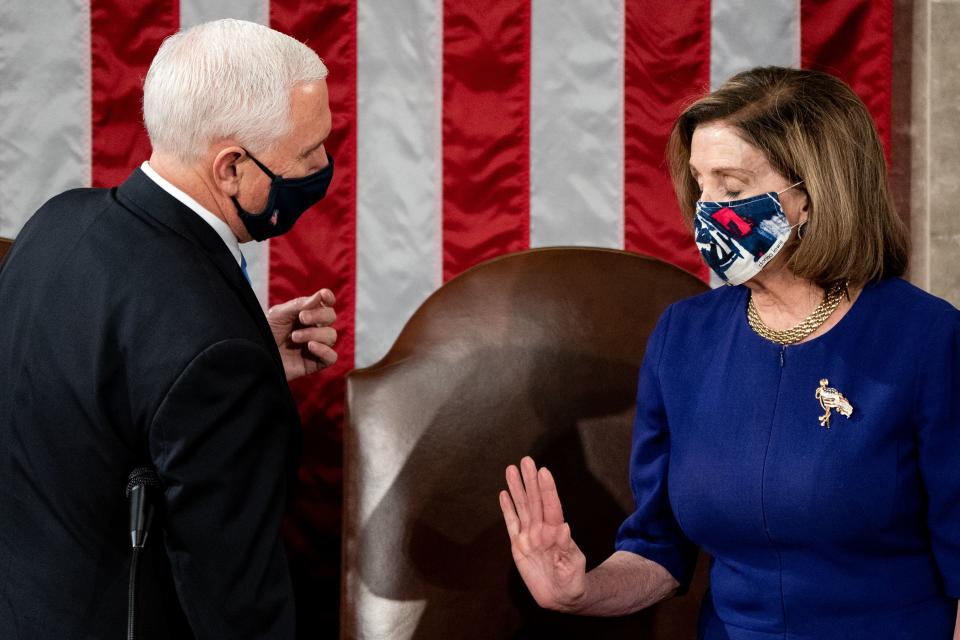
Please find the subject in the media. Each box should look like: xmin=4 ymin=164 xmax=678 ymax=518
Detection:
xmin=0 ymin=170 xmax=302 ymax=638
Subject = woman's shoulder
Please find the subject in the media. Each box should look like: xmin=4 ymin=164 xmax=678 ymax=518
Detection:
xmin=851 ymin=280 xmax=959 ymax=365
xmin=862 ymin=278 xmax=959 ymax=328
xmin=655 ymin=284 xmax=747 ymax=342
xmin=665 ymin=283 xmax=746 ymax=319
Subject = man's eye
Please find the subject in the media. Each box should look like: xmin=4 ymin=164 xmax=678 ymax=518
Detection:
xmin=725 ymin=190 xmax=741 ymax=198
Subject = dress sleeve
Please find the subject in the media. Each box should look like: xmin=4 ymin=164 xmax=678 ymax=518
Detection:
xmin=148 ymin=338 xmax=297 ymax=639
xmin=615 ymin=305 xmax=698 ymax=589
xmin=916 ymin=313 xmax=960 ymax=599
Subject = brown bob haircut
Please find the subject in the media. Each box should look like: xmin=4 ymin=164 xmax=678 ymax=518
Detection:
xmin=667 ymin=66 xmax=908 ymax=288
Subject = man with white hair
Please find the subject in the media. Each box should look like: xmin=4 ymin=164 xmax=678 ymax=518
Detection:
xmin=0 ymin=19 xmax=335 ymax=638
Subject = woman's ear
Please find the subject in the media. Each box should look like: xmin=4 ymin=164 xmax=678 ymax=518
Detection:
xmin=796 ymin=187 xmax=811 ymax=225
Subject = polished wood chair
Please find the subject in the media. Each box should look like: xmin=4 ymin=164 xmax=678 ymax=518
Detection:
xmin=0 ymin=237 xmax=12 ymax=265
xmin=342 ymin=248 xmax=710 ymax=639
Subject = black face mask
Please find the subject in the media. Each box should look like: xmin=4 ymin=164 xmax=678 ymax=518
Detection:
xmin=231 ymin=150 xmax=334 ymax=241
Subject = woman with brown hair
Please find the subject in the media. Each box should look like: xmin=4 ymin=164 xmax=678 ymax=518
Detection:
xmin=500 ymin=66 xmax=960 ymax=639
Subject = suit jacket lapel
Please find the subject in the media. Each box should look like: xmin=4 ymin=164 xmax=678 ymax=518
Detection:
xmin=115 ymin=169 xmax=283 ymax=374
xmin=116 ymin=170 xmax=303 ymax=502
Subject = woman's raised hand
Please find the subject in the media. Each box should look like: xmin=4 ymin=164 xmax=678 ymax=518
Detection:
xmin=499 ymin=456 xmax=587 ymax=612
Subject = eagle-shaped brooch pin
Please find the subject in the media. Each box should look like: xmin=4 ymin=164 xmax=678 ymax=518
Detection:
xmin=815 ymin=378 xmax=853 ymax=428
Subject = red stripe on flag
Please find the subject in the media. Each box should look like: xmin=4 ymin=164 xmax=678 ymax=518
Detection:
xmin=442 ymin=0 xmax=531 ymax=281
xmin=269 ymin=1 xmax=357 ymax=630
xmin=90 ymin=0 xmax=178 ymax=187
xmin=624 ymin=0 xmax=710 ymax=281
xmin=801 ymin=0 xmax=893 ymax=164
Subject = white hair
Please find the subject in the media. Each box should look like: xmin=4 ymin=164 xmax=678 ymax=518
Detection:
xmin=143 ymin=19 xmax=328 ymax=163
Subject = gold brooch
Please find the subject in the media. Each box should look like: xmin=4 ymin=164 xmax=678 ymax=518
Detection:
xmin=815 ymin=378 xmax=853 ymax=428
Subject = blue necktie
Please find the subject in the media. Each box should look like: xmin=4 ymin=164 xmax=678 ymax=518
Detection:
xmin=240 ymin=252 xmax=252 ymax=285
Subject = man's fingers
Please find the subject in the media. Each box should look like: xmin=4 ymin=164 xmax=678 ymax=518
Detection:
xmin=520 ymin=456 xmax=543 ymax=528
xmin=301 ymin=288 xmax=327 ymax=307
xmin=267 ymin=290 xmax=337 ymax=337
xmin=305 ymin=342 xmax=338 ymax=367
xmin=499 ymin=490 xmax=521 ymax=539
xmin=298 ymin=289 xmax=336 ymax=326
xmin=291 ymin=326 xmax=337 ymax=346
xmin=267 ymin=295 xmax=306 ymax=322
xmin=539 ymin=467 xmax=565 ymax=526
xmin=292 ymin=290 xmax=326 ymax=321
xmin=505 ymin=465 xmax=530 ymax=528
xmin=269 ymin=289 xmax=336 ymax=324
xmin=299 ymin=306 xmax=336 ymax=327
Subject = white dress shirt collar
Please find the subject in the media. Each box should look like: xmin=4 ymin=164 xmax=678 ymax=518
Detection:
xmin=140 ymin=161 xmax=243 ymax=267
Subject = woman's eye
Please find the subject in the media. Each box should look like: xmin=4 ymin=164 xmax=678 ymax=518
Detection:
xmin=725 ymin=190 xmax=741 ymax=198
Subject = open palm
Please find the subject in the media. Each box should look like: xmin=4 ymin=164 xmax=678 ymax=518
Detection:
xmin=499 ymin=456 xmax=587 ymax=611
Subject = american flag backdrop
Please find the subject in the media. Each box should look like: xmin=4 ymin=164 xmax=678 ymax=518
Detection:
xmin=0 ymin=0 xmax=895 ymax=631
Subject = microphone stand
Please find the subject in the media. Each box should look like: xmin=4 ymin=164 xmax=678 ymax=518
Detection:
xmin=126 ymin=467 xmax=160 ymax=640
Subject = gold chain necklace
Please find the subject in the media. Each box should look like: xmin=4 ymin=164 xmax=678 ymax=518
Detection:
xmin=747 ymin=281 xmax=847 ymax=345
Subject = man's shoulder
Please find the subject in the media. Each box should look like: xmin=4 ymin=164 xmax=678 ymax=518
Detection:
xmin=17 ymin=182 xmax=160 ymax=262
xmin=12 ymin=182 xmax=256 ymax=341
xmin=38 ymin=185 xmax=110 ymax=210
xmin=18 ymin=186 xmax=115 ymax=243
xmin=21 ymin=190 xmax=193 ymax=283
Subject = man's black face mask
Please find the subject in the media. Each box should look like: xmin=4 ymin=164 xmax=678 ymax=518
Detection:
xmin=232 ymin=150 xmax=334 ymax=241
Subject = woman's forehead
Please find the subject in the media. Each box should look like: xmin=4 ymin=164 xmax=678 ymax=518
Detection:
xmin=690 ymin=122 xmax=768 ymax=174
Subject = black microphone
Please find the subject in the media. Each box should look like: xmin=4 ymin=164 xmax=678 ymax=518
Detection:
xmin=125 ymin=467 xmax=160 ymax=549
xmin=125 ymin=467 xmax=160 ymax=640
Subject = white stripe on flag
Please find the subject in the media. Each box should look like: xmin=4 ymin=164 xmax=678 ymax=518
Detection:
xmin=0 ymin=1 xmax=90 ymax=238
xmin=709 ymin=0 xmax=800 ymax=288
xmin=180 ymin=0 xmax=269 ymax=27
xmin=355 ymin=0 xmax=443 ymax=367
xmin=529 ymin=0 xmax=625 ymax=249
xmin=711 ymin=0 xmax=799 ymax=87
xmin=180 ymin=0 xmax=272 ymax=309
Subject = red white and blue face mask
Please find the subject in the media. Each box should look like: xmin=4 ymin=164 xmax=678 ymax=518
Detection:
xmin=693 ymin=182 xmax=803 ymax=285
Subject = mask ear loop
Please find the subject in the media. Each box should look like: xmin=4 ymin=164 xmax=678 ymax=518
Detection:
xmin=779 ymin=180 xmax=807 ymax=239
xmin=241 ymin=148 xmax=278 ymax=180
xmin=777 ymin=180 xmax=804 ymax=195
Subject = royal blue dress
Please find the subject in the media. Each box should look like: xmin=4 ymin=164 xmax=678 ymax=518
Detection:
xmin=615 ymin=278 xmax=960 ymax=639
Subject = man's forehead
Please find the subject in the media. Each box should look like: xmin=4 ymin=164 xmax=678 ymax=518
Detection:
xmin=290 ymin=81 xmax=331 ymax=121
xmin=290 ymin=79 xmax=329 ymax=106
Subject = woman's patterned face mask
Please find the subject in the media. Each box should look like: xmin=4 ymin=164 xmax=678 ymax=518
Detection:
xmin=693 ymin=182 xmax=803 ymax=285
